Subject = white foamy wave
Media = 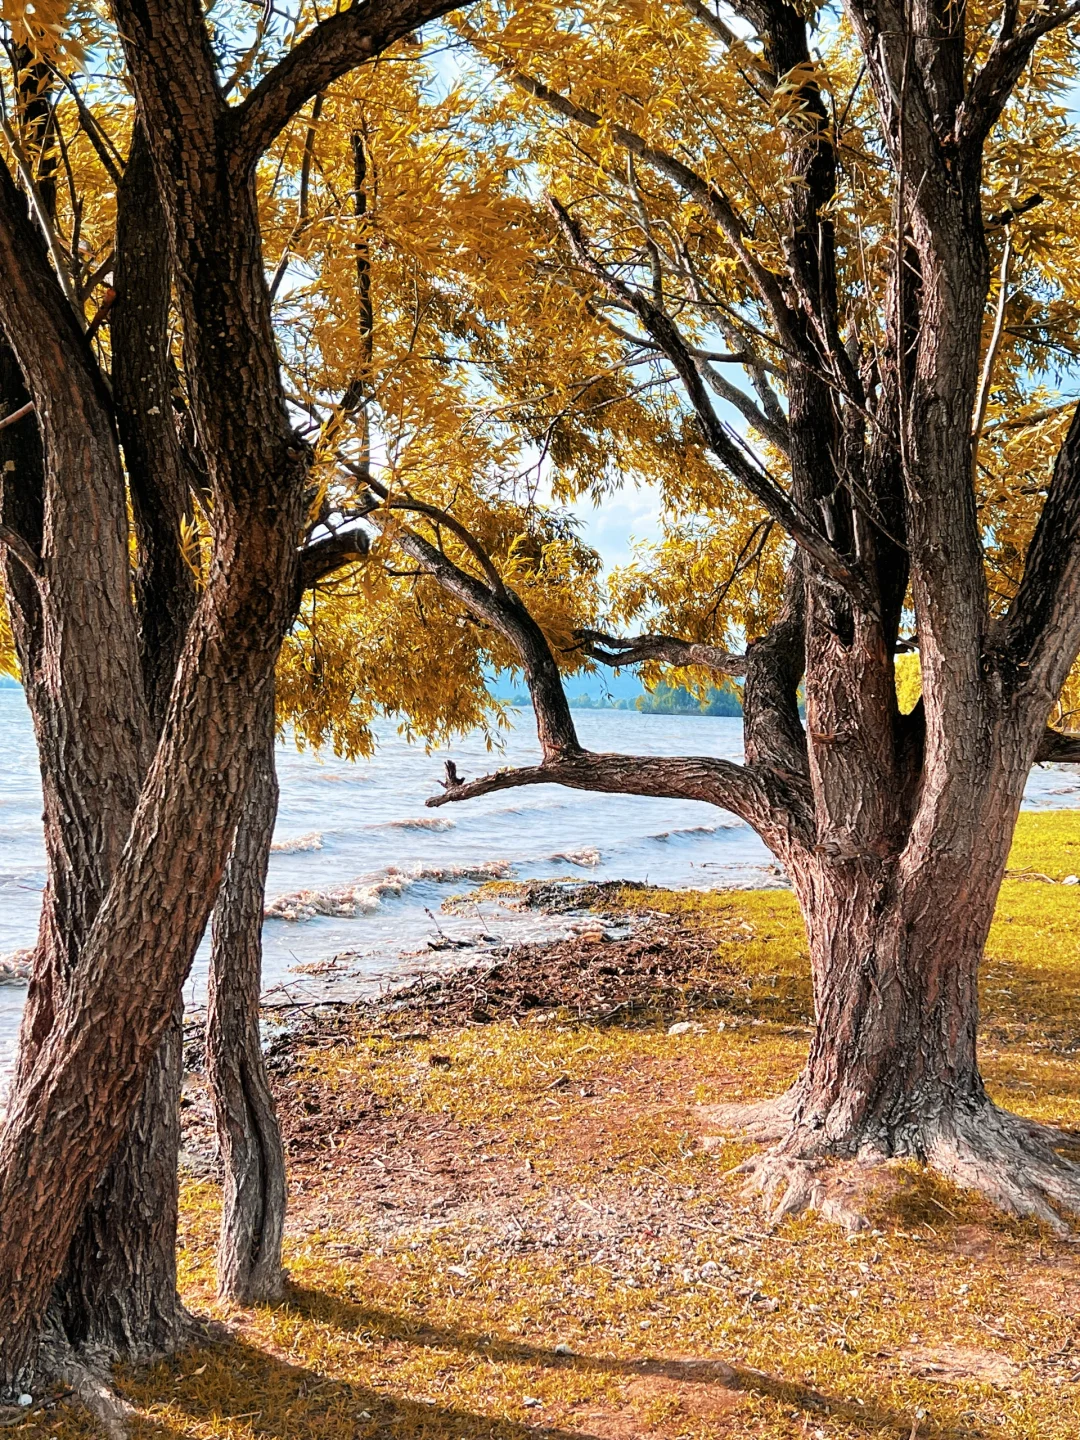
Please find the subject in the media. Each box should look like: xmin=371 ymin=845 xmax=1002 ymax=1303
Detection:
xmin=0 ymin=949 xmax=32 ymax=986
xmin=265 ymin=860 xmax=513 ymax=922
xmin=649 ymin=819 xmax=745 ymax=842
xmin=271 ymin=831 xmax=324 ymax=853
xmin=546 ymin=847 xmax=602 ymax=867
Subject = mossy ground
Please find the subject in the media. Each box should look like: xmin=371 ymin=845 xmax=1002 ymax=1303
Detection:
xmin=17 ymin=813 xmax=1080 ymax=1439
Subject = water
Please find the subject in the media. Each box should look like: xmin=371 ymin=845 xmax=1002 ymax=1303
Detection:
xmin=4 ymin=682 xmax=1080 ymax=1080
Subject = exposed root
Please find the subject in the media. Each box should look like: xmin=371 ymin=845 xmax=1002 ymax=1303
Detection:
xmin=705 ymin=1092 xmax=1080 ymax=1235
xmin=697 ymin=1087 xmax=799 ymax=1144
xmin=733 ymin=1153 xmax=882 ymax=1233
xmin=926 ymin=1104 xmax=1080 ymax=1236
xmin=36 ymin=1333 xmax=134 ymax=1440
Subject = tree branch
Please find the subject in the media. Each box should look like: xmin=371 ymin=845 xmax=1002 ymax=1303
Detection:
xmin=959 ymin=1 xmax=1080 ymax=151
xmin=366 ymin=501 xmax=583 ymax=761
xmin=298 ymin=525 xmax=370 ymax=590
xmin=548 ymin=194 xmax=875 ymax=613
xmin=462 ymin=26 xmax=801 ymax=350
xmin=1004 ymin=401 xmax=1080 ymax=699
xmin=0 ymin=521 xmax=41 ymax=578
xmin=430 ymin=747 xmax=754 ymax=815
xmin=1036 ymin=727 xmax=1080 ymax=764
xmin=231 ymin=0 xmax=471 ymax=170
xmin=576 ymin=628 xmax=748 ymax=676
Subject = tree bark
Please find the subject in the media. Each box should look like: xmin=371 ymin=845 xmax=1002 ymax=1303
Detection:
xmin=206 ymin=691 xmax=286 ymax=1304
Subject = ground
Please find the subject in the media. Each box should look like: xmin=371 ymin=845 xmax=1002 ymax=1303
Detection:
xmin=8 ymin=813 xmax=1080 ymax=1439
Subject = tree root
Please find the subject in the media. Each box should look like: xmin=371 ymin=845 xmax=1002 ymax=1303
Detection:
xmin=36 ymin=1333 xmax=135 ymax=1440
xmin=703 ymin=1093 xmax=1080 ymax=1235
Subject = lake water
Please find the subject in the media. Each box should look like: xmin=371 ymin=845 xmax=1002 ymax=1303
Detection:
xmin=3 ymin=683 xmax=1080 ymax=1080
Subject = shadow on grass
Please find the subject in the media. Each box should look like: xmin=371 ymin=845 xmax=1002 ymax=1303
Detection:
xmin=135 ymin=1282 xmax=975 ymax=1440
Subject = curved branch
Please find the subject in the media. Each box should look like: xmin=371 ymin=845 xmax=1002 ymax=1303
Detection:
xmin=427 ymin=748 xmax=810 ymax=854
xmin=231 ymin=0 xmax=470 ymax=170
xmin=371 ymin=510 xmax=582 ymax=760
xmin=463 ymin=27 xmax=800 ymax=349
xmin=576 ymin=628 xmax=747 ymax=676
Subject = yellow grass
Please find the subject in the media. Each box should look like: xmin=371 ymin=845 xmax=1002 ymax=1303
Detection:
xmin=17 ymin=811 xmax=1080 ymax=1439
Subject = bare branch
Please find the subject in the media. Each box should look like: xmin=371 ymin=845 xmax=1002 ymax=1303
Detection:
xmin=427 ymin=747 xmax=785 ymax=833
xmin=0 ymin=399 xmax=33 ymax=431
xmin=576 ymin=627 xmax=748 ymax=676
xmin=548 ymin=194 xmax=876 ymax=613
xmin=298 ymin=525 xmax=370 ymax=590
xmin=231 ymin=0 xmax=470 ymax=170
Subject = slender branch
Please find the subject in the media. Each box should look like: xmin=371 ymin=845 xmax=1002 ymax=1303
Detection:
xmin=462 ymin=26 xmax=801 ymax=350
xmin=0 ymin=110 xmax=82 ymax=323
xmin=0 ymin=521 xmax=42 ymax=578
xmin=971 ymin=231 xmax=1012 ymax=479
xmin=0 ymin=399 xmax=33 ymax=431
xmin=960 ymin=1 xmax=1080 ymax=150
xmin=231 ymin=0 xmax=470 ymax=169
xmin=575 ymin=628 xmax=748 ymax=676
xmin=679 ymin=0 xmax=775 ymax=84
xmin=359 ymin=472 xmax=510 ymax=599
xmin=548 ymin=194 xmax=875 ymax=613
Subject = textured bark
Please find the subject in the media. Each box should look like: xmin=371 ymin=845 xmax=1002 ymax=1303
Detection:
xmin=52 ymin=1005 xmax=185 ymax=1356
xmin=207 ymin=693 xmax=286 ymax=1304
xmin=44 ymin=119 xmax=208 ymax=1366
xmin=0 ymin=0 xmax=472 ymax=1394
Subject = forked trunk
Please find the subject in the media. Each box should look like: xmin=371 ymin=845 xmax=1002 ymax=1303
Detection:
xmin=206 ymin=693 xmax=286 ymax=1303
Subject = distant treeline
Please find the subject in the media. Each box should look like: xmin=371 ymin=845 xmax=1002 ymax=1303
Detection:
xmin=505 ymin=682 xmax=744 ymax=716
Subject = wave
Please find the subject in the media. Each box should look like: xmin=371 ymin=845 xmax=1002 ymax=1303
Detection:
xmin=0 ymin=949 xmax=32 ymax=986
xmin=546 ymin=847 xmax=602 ymax=867
xmin=265 ymin=859 xmax=513 ymax=922
xmin=648 ymin=819 xmax=745 ymax=842
xmin=271 ymin=831 xmax=324 ymax=853
xmin=380 ymin=816 xmax=456 ymax=833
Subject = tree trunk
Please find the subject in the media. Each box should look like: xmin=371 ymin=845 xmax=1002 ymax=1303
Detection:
xmin=206 ymin=692 xmax=286 ymax=1303
xmin=50 ymin=1005 xmax=186 ymax=1356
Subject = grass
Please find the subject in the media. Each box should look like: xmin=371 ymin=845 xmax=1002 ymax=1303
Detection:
xmin=16 ymin=812 xmax=1080 ymax=1439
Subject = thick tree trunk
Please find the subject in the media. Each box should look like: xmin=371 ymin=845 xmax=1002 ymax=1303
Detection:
xmin=51 ymin=1005 xmax=185 ymax=1356
xmin=786 ymin=853 xmax=996 ymax=1150
xmin=206 ymin=693 xmax=286 ymax=1303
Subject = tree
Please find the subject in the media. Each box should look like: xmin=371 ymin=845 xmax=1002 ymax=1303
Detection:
xmin=0 ymin=0 xmax=455 ymax=1392
xmin=386 ymin=0 xmax=1080 ymax=1229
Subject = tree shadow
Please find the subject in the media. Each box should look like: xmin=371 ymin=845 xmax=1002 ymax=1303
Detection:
xmin=153 ymin=1282 xmax=975 ymax=1440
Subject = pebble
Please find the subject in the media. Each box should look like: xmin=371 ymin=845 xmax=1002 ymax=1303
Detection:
xmin=523 ymin=1396 xmax=541 ymax=1408
xmin=667 ymin=1021 xmax=694 ymax=1035
xmin=17 ymin=1395 xmax=32 ymax=1408
xmin=554 ymin=1343 xmax=572 ymax=1355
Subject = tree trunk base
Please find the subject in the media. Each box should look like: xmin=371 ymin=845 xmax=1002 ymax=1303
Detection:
xmin=703 ymin=1092 xmax=1080 ymax=1234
